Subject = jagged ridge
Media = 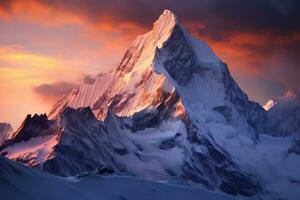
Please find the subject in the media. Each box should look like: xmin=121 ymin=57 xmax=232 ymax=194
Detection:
xmin=0 ymin=123 xmax=13 ymax=146
xmin=1 ymin=10 xmax=269 ymax=198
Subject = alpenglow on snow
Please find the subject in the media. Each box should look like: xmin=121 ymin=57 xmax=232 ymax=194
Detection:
xmin=1 ymin=10 xmax=300 ymax=200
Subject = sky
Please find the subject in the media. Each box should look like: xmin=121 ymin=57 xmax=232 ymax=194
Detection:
xmin=0 ymin=0 xmax=299 ymax=129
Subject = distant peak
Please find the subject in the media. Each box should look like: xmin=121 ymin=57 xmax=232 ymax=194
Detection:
xmin=283 ymin=88 xmax=299 ymax=99
xmin=275 ymin=88 xmax=300 ymax=103
xmin=263 ymin=99 xmax=276 ymax=111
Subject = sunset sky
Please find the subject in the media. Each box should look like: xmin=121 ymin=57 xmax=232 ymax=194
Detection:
xmin=0 ymin=0 xmax=299 ymax=129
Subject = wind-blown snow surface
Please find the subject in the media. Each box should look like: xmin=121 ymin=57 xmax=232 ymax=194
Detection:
xmin=0 ymin=156 xmax=238 ymax=200
xmin=209 ymin=126 xmax=300 ymax=200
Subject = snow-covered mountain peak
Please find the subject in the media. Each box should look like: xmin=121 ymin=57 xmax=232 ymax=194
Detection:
xmin=263 ymin=99 xmax=276 ymax=111
xmin=265 ymin=88 xmax=300 ymax=137
xmin=47 ymin=10 xmax=266 ymax=142
xmin=152 ymin=9 xmax=178 ymax=47
xmin=263 ymin=88 xmax=299 ymax=111
xmin=155 ymin=10 xmax=178 ymax=28
xmin=281 ymin=88 xmax=299 ymax=100
xmin=162 ymin=9 xmax=177 ymax=20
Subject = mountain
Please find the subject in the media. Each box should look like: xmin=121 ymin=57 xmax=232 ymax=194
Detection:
xmin=263 ymin=100 xmax=276 ymax=111
xmin=0 ymin=106 xmax=262 ymax=197
xmin=3 ymin=10 xmax=300 ymax=200
xmin=0 ymin=155 xmax=238 ymax=200
xmin=0 ymin=123 xmax=13 ymax=145
xmin=0 ymin=10 xmax=265 ymax=198
xmin=264 ymin=88 xmax=300 ymax=156
xmin=264 ymin=88 xmax=300 ymax=137
xmin=49 ymin=10 xmax=266 ymax=142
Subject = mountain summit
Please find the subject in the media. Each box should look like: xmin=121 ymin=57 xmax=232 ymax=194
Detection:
xmin=4 ymin=10 xmax=300 ymax=199
xmin=49 ymin=10 xmax=265 ymax=141
xmin=265 ymin=88 xmax=300 ymax=137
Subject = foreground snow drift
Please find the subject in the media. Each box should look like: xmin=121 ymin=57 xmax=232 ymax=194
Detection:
xmin=0 ymin=156 xmax=237 ymax=200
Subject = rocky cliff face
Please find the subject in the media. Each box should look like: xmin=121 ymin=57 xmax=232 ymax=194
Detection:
xmin=0 ymin=123 xmax=13 ymax=145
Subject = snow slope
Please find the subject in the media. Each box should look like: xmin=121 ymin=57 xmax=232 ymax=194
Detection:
xmin=0 ymin=156 xmax=238 ymax=200
xmin=264 ymin=88 xmax=300 ymax=137
xmin=264 ymin=88 xmax=300 ymax=157
xmin=209 ymin=123 xmax=300 ymax=200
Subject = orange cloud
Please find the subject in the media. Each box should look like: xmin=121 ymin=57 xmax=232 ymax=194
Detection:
xmin=0 ymin=0 xmax=84 ymax=26
xmin=186 ymin=24 xmax=300 ymax=78
xmin=0 ymin=44 xmax=87 ymax=128
xmin=0 ymin=0 xmax=299 ymax=128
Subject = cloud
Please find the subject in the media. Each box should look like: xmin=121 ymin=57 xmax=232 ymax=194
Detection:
xmin=33 ymin=82 xmax=78 ymax=102
xmin=33 ymin=74 xmax=98 ymax=103
xmin=82 ymin=74 xmax=96 ymax=85
xmin=1 ymin=1 xmax=299 ymax=34
xmin=0 ymin=45 xmax=59 ymax=70
xmin=0 ymin=0 xmax=299 ymax=104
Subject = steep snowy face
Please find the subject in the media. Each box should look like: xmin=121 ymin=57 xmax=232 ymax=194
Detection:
xmin=0 ymin=123 xmax=13 ymax=145
xmin=49 ymin=9 xmax=266 ymax=141
xmin=265 ymin=88 xmax=300 ymax=137
xmin=153 ymin=23 xmax=266 ymax=141
xmin=49 ymin=10 xmax=179 ymax=121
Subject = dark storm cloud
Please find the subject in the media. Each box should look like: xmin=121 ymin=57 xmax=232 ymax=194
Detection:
xmin=35 ymin=0 xmax=300 ymax=38
xmin=172 ymin=0 xmax=300 ymax=38
xmin=1 ymin=0 xmax=299 ymax=39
